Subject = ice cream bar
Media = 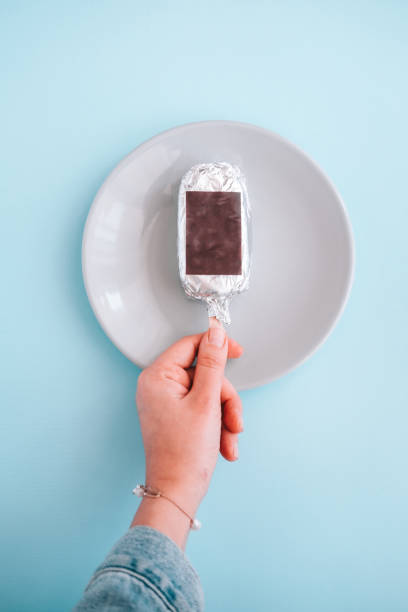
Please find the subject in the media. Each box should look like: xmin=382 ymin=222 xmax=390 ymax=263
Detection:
xmin=178 ymin=162 xmax=251 ymax=324
xmin=186 ymin=190 xmax=242 ymax=275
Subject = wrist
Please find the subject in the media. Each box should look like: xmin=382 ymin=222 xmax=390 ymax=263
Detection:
xmin=144 ymin=476 xmax=204 ymax=518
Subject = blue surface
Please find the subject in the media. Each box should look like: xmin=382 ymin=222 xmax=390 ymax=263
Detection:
xmin=1 ymin=1 xmax=407 ymax=610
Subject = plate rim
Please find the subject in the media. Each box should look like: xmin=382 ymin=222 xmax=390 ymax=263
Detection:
xmin=82 ymin=120 xmax=355 ymax=389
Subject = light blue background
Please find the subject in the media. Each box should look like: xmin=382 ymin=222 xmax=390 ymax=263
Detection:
xmin=1 ymin=1 xmax=407 ymax=610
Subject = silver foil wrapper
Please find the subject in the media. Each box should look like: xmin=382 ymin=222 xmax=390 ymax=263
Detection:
xmin=178 ymin=162 xmax=251 ymax=324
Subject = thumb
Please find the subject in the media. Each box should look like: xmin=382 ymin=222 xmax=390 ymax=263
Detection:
xmin=191 ymin=318 xmax=228 ymax=402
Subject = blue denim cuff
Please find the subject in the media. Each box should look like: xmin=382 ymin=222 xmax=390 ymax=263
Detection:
xmin=84 ymin=526 xmax=204 ymax=612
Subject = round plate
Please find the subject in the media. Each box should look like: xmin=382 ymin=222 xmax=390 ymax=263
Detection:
xmin=82 ymin=121 xmax=354 ymax=390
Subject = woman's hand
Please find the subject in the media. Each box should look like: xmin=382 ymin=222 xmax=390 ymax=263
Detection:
xmin=132 ymin=318 xmax=244 ymax=547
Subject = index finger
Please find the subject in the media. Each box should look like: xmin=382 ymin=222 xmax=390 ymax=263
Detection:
xmin=153 ymin=332 xmax=243 ymax=369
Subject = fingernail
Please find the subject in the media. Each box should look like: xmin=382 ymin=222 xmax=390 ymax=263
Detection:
xmin=238 ymin=419 xmax=244 ymax=433
xmin=233 ymin=443 xmax=239 ymax=460
xmin=208 ymin=318 xmax=225 ymax=347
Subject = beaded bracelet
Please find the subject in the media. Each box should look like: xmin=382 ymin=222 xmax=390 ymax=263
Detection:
xmin=132 ymin=484 xmax=202 ymax=531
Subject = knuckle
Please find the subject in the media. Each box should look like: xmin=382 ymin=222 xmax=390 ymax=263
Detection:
xmin=137 ymin=368 xmax=148 ymax=386
xmin=160 ymin=363 xmax=181 ymax=381
xmin=137 ymin=366 xmax=154 ymax=389
xmin=198 ymin=351 xmax=223 ymax=371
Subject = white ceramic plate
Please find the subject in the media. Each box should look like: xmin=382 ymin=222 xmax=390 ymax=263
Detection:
xmin=82 ymin=121 xmax=354 ymax=390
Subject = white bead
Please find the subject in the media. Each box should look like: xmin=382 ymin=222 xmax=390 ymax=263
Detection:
xmin=132 ymin=486 xmax=144 ymax=497
xmin=191 ymin=518 xmax=202 ymax=531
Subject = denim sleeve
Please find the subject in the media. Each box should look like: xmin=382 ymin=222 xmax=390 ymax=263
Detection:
xmin=73 ymin=526 xmax=204 ymax=612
